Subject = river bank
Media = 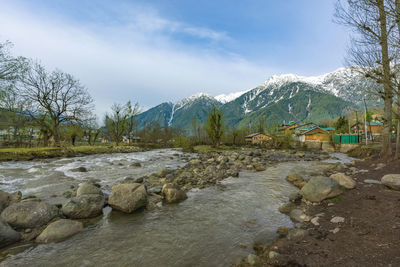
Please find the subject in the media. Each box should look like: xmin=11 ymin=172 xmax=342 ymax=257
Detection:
xmin=0 ymin=148 xmax=339 ymax=266
xmin=0 ymin=145 xmax=153 ymax=161
xmin=236 ymin=151 xmax=400 ymax=266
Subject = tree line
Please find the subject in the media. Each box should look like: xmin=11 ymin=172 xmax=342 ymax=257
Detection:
xmin=0 ymin=41 xmax=144 ymax=147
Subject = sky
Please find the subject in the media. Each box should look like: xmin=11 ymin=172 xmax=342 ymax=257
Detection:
xmin=0 ymin=0 xmax=350 ymax=116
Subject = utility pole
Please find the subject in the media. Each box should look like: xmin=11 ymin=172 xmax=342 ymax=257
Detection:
xmin=363 ymin=97 xmax=368 ymax=145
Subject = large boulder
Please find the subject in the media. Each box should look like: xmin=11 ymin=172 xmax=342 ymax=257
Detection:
xmin=330 ymin=173 xmax=356 ymax=189
xmin=300 ymin=176 xmax=342 ymax=203
xmin=35 ymin=219 xmax=83 ymax=243
xmin=285 ymin=173 xmax=306 ymax=189
xmin=76 ymin=184 xmax=102 ymax=196
xmin=162 ymin=183 xmax=187 ymax=204
xmin=381 ymin=174 xmax=400 ymax=190
xmin=0 ymin=219 xmax=20 ymax=248
xmin=1 ymin=201 xmax=59 ymax=229
xmin=62 ymin=195 xmax=105 ymax=219
xmin=0 ymin=190 xmax=11 ymax=213
xmin=108 ymin=183 xmax=147 ymax=213
xmin=0 ymin=190 xmax=21 ymax=213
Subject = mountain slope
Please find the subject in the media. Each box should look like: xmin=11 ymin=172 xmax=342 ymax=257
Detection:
xmin=236 ymin=90 xmax=354 ymax=128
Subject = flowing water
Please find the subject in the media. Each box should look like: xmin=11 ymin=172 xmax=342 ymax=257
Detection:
xmin=0 ymin=150 xmax=352 ymax=267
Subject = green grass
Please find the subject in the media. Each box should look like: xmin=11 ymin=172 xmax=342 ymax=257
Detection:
xmin=193 ymin=145 xmax=242 ymax=153
xmin=347 ymin=144 xmax=381 ymax=159
xmin=0 ymin=145 xmax=143 ymax=161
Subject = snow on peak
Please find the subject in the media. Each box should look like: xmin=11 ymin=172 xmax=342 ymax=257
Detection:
xmin=215 ymin=90 xmax=248 ymax=103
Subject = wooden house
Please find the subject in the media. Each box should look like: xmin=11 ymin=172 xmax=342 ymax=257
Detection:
xmin=245 ymin=133 xmax=271 ymax=144
xmin=351 ymin=120 xmax=383 ymax=136
xmin=296 ymin=127 xmax=331 ymax=142
xmin=278 ymin=121 xmax=300 ymax=134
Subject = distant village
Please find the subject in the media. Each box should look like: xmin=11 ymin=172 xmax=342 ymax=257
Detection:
xmin=245 ymin=120 xmax=384 ymax=152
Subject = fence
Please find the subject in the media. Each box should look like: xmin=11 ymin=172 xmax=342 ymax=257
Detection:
xmin=333 ymin=134 xmax=361 ymax=144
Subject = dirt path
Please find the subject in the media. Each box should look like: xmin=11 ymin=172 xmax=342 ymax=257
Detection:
xmin=242 ymin=156 xmax=400 ymax=267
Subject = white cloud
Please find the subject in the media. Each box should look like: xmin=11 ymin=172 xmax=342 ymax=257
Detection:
xmin=0 ymin=1 xmax=276 ymax=117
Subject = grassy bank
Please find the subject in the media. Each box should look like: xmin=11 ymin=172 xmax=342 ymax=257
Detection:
xmin=193 ymin=145 xmax=243 ymax=153
xmin=347 ymin=143 xmax=381 ymax=159
xmin=0 ymin=145 xmax=150 ymax=161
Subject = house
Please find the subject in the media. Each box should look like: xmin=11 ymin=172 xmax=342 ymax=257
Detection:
xmin=351 ymin=120 xmax=383 ymax=136
xmin=278 ymin=121 xmax=300 ymax=134
xmin=296 ymin=127 xmax=331 ymax=142
xmin=245 ymin=133 xmax=271 ymax=144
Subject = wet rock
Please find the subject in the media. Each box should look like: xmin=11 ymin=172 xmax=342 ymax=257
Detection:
xmin=300 ymin=176 xmax=342 ymax=202
xmin=278 ymin=202 xmax=297 ymax=215
xmin=62 ymin=195 xmax=105 ymax=219
xmin=35 ymin=219 xmax=83 ymax=243
xmin=287 ymin=229 xmax=308 ymax=241
xmin=288 ymin=192 xmax=302 ymax=203
xmin=189 ymin=159 xmax=201 ymax=167
xmin=71 ymin=167 xmax=88 ymax=172
xmin=146 ymin=194 xmax=163 ymax=211
xmin=277 ymin=226 xmax=291 ymax=237
xmin=0 ymin=219 xmax=20 ymax=248
xmin=245 ymin=254 xmax=259 ymax=265
xmin=253 ymin=228 xmax=278 ymax=251
xmin=162 ymin=183 xmax=187 ymax=204
xmin=148 ymin=186 xmax=163 ymax=194
xmin=130 ymin=162 xmax=142 ymax=167
xmin=289 ymin=209 xmax=310 ymax=223
xmin=1 ymin=201 xmax=59 ymax=229
xmin=330 ymin=173 xmax=356 ymax=189
xmin=381 ymin=174 xmax=400 ymax=190
xmin=123 ymin=176 xmax=144 ymax=184
xmin=285 ymin=173 xmax=306 ymax=189
xmin=108 ymin=183 xmax=147 ymax=213
xmin=254 ymin=164 xmax=266 ymax=172
xmin=0 ymin=190 xmax=19 ymax=213
xmin=76 ymin=184 xmax=103 ymax=196
xmin=157 ymin=169 xmax=170 ymax=177
xmin=226 ymin=170 xmax=239 ymax=177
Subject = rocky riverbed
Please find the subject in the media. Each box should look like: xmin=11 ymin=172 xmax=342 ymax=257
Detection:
xmin=0 ymin=148 xmax=344 ymax=266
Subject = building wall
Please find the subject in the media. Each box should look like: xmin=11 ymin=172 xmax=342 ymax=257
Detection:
xmin=305 ymin=133 xmax=330 ymax=142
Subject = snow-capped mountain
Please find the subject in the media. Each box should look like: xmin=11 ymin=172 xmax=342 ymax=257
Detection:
xmin=137 ymin=67 xmax=378 ymax=133
xmin=215 ymin=90 xmax=249 ymax=103
xmin=137 ymin=93 xmax=221 ymax=131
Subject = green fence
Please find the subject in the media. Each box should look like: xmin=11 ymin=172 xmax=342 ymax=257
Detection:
xmin=333 ymin=135 xmax=360 ymax=144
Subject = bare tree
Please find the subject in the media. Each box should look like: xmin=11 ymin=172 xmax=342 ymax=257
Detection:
xmin=125 ymin=101 xmax=140 ymax=144
xmin=335 ymin=0 xmax=395 ymax=158
xmin=18 ymin=62 xmax=94 ymax=146
xmin=104 ymin=103 xmax=128 ymax=146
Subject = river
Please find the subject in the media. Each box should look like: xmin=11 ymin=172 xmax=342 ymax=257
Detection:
xmin=0 ymin=149 xmax=352 ymax=266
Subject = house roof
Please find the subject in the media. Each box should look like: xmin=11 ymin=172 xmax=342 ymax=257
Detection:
xmin=352 ymin=120 xmax=383 ymax=127
xmin=297 ymin=126 xmax=328 ymax=136
xmin=245 ymin=133 xmax=269 ymax=138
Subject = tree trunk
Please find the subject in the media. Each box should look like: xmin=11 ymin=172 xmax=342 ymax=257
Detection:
xmin=378 ymin=0 xmax=393 ymax=159
xmin=53 ymin=124 xmax=61 ymax=147
xmin=396 ymin=119 xmax=400 ymax=159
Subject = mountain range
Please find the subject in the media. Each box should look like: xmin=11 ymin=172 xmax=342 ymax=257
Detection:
xmin=137 ymin=67 xmax=380 ymax=134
